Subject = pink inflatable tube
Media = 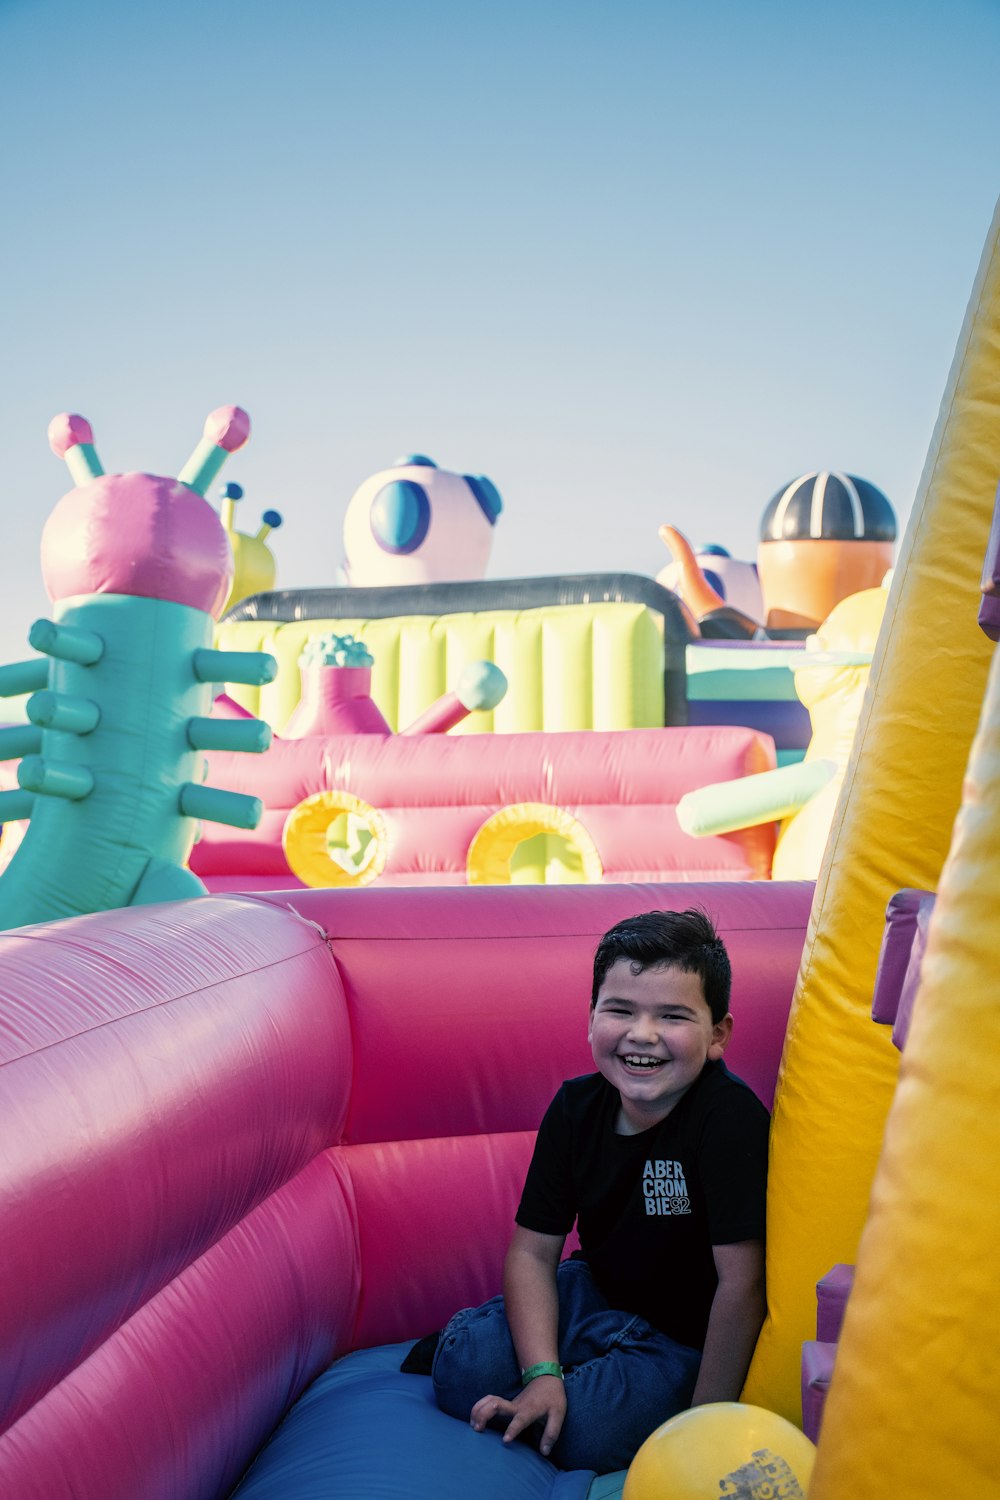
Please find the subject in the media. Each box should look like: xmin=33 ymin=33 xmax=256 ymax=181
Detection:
xmin=0 ymin=879 xmax=813 ymax=1499
xmin=189 ymin=724 xmax=777 ymax=887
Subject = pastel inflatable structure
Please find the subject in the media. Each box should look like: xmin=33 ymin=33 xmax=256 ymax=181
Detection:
xmin=342 ymin=455 xmax=502 ymax=586
xmin=188 ymin=723 xmax=778 ymax=889
xmin=219 ymin=575 xmax=690 ymax=734
xmin=0 ymin=409 xmax=276 ymax=930
xmin=220 ymin=576 xmax=812 ymax=767
xmin=194 ymin=624 xmax=774 ymax=890
xmin=217 ymin=481 xmax=283 ymax=614
xmin=0 ymin=879 xmax=814 ymax=1500
xmin=660 ymin=485 xmax=896 ymax=639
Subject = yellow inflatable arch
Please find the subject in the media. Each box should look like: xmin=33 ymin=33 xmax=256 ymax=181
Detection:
xmin=466 ymin=802 xmax=604 ymax=885
xmin=283 ymin=791 xmax=388 ymax=887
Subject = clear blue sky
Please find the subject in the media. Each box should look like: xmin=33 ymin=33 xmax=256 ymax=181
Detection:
xmin=2 ymin=0 xmax=999 ymax=668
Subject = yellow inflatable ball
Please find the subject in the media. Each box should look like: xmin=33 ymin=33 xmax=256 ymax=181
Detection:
xmin=623 ymin=1402 xmax=816 ymax=1499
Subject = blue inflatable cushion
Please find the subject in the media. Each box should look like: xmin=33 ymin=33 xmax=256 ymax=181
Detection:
xmin=230 ymin=1342 xmax=604 ymax=1500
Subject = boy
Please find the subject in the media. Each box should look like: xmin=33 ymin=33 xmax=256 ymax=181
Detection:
xmin=427 ymin=908 xmax=768 ymax=1474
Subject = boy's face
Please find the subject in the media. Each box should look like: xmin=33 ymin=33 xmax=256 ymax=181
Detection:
xmin=588 ymin=959 xmax=733 ymax=1134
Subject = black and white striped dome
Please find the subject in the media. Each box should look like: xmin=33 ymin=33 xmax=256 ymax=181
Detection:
xmin=760 ymin=472 xmax=896 ymax=543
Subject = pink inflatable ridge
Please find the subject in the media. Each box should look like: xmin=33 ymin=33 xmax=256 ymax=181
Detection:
xmin=47 ymin=413 xmax=94 ymax=458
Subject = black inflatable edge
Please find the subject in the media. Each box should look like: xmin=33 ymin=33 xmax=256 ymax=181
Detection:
xmin=222 ymin=573 xmax=691 ymax=726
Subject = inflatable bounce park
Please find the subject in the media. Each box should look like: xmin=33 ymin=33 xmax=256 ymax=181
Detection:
xmin=2 ymin=196 xmax=1000 ymax=1498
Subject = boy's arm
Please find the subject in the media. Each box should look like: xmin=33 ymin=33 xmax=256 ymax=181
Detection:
xmin=470 ymin=1225 xmax=567 ymax=1456
xmin=690 ymin=1239 xmax=766 ymax=1406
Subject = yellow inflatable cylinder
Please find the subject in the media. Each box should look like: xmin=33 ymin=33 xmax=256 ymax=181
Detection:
xmin=809 ymin=642 xmax=1000 ymax=1496
xmin=744 ymin=194 xmax=1000 ymax=1419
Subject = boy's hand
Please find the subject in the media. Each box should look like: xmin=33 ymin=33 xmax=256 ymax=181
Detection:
xmin=470 ymin=1374 xmax=567 ymax=1457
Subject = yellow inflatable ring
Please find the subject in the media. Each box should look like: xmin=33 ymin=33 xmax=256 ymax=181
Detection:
xmin=282 ymin=790 xmax=388 ymax=888
xmin=466 ymin=802 xmax=603 ymax=885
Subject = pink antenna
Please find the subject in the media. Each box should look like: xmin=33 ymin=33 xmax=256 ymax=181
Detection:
xmin=48 ymin=414 xmax=104 ymax=486
xmin=178 ymin=406 xmax=251 ymax=496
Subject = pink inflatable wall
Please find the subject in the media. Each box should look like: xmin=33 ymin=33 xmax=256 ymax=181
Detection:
xmin=0 ymin=880 xmax=813 ymax=1498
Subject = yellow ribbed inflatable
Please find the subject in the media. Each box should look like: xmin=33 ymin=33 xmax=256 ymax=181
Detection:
xmin=744 ymin=194 xmax=1000 ymax=1420
xmin=215 ymin=602 xmax=666 ymax=734
xmin=808 ymin=627 xmax=1000 ymax=1491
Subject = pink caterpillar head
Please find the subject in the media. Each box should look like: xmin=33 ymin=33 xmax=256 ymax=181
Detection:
xmin=41 ymin=407 xmax=251 ymax=619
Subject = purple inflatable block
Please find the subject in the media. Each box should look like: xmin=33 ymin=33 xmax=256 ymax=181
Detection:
xmin=979 ymin=594 xmax=1000 ymax=641
xmin=799 ymin=1264 xmax=855 ymax=1444
xmin=893 ymin=895 xmax=935 ymax=1053
xmin=801 ymin=1341 xmax=837 ymax=1444
xmin=871 ymin=888 xmax=931 ymax=1026
xmin=816 ymin=1263 xmax=855 ymax=1343
xmin=979 ymin=477 xmax=1000 ymax=641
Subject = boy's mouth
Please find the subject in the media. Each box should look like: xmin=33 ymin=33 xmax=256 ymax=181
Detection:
xmin=619 ymin=1054 xmax=666 ymax=1070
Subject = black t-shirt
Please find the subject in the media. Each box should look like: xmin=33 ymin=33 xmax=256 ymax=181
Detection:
xmin=515 ymin=1061 xmax=769 ymax=1350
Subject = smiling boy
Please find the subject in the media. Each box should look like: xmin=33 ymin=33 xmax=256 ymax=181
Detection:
xmin=429 ymin=909 xmax=769 ymax=1475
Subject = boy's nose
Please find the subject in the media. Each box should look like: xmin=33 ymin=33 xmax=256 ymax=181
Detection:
xmin=626 ymin=1014 xmax=659 ymax=1042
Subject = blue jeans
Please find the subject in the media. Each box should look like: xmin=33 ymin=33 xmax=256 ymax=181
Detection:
xmin=432 ymin=1259 xmax=701 ymax=1473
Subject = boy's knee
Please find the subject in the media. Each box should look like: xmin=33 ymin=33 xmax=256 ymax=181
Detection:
xmin=551 ymin=1404 xmax=634 ymax=1474
xmin=554 ymin=1391 xmax=678 ymax=1474
xmin=551 ymin=1337 xmax=699 ymax=1473
xmin=432 ymin=1301 xmax=519 ymax=1419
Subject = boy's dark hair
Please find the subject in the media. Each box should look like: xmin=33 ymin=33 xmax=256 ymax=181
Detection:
xmin=591 ymin=908 xmax=732 ymax=1023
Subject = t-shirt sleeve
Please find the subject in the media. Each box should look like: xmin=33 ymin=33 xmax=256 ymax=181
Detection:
xmin=698 ymin=1085 xmax=769 ymax=1245
xmin=515 ymin=1087 xmax=578 ymax=1237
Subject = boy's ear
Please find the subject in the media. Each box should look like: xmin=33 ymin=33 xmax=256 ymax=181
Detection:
xmin=708 ymin=1013 xmax=734 ymax=1060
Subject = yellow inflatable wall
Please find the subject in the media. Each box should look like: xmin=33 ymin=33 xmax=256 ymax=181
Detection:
xmin=744 ymin=194 xmax=1000 ymax=1419
xmin=809 ymin=627 xmax=1000 ymax=1495
xmin=215 ymin=602 xmax=666 ymax=733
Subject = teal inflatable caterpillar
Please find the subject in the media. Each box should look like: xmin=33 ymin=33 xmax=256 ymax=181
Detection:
xmin=0 ymin=407 xmax=276 ymax=930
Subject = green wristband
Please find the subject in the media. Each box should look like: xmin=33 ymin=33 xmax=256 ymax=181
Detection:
xmin=521 ymin=1361 xmax=564 ymax=1386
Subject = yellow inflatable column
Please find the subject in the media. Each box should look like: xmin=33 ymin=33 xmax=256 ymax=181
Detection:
xmin=810 ymin=640 xmax=1000 ymax=1496
xmin=744 ymin=195 xmax=1000 ymax=1419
